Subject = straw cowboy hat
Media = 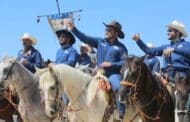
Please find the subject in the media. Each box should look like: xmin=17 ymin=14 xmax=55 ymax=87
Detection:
xmin=167 ymin=20 xmax=188 ymax=38
xmin=103 ymin=21 xmax=125 ymax=39
xmin=56 ymin=29 xmax=76 ymax=45
xmin=80 ymin=43 xmax=91 ymax=52
xmin=19 ymin=33 xmax=37 ymax=45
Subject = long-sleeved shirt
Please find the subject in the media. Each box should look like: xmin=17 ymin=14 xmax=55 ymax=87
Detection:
xmin=144 ymin=55 xmax=160 ymax=73
xmin=72 ymin=27 xmax=128 ymax=76
xmin=55 ymin=45 xmax=78 ymax=67
xmin=18 ymin=47 xmax=42 ymax=73
xmin=77 ymin=54 xmax=91 ymax=65
xmin=137 ymin=39 xmax=190 ymax=71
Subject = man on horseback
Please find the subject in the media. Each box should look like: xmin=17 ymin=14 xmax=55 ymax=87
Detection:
xmin=18 ymin=33 xmax=43 ymax=73
xmin=132 ymin=20 xmax=190 ymax=84
xmin=54 ymin=29 xmax=78 ymax=67
xmin=77 ymin=43 xmax=91 ymax=66
xmin=132 ymin=20 xmax=190 ymax=121
xmin=144 ymin=43 xmax=160 ymax=75
xmin=65 ymin=20 xmax=128 ymax=121
xmin=50 ymin=29 xmax=78 ymax=108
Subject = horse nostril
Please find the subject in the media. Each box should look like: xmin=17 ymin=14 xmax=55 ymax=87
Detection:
xmin=50 ymin=110 xmax=55 ymax=115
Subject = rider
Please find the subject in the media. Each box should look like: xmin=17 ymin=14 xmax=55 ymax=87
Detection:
xmin=53 ymin=29 xmax=78 ymax=107
xmin=132 ymin=20 xmax=190 ymax=84
xmin=54 ymin=29 xmax=78 ymax=67
xmin=77 ymin=43 xmax=91 ymax=66
xmin=66 ymin=20 xmax=128 ymax=121
xmin=144 ymin=43 xmax=160 ymax=75
xmin=17 ymin=33 xmax=43 ymax=73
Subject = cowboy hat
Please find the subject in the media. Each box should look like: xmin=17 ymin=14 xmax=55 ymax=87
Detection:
xmin=19 ymin=33 xmax=37 ymax=45
xmin=166 ymin=20 xmax=188 ymax=38
xmin=103 ymin=21 xmax=125 ymax=39
xmin=56 ymin=29 xmax=76 ymax=45
xmin=80 ymin=43 xmax=91 ymax=52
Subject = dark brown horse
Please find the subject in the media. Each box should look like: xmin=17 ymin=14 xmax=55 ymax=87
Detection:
xmin=175 ymin=73 xmax=190 ymax=122
xmin=118 ymin=56 xmax=174 ymax=122
xmin=0 ymin=88 xmax=21 ymax=122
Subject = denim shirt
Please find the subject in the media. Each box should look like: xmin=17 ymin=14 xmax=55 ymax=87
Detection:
xmin=137 ymin=39 xmax=190 ymax=70
xmin=55 ymin=45 xmax=78 ymax=67
xmin=72 ymin=27 xmax=128 ymax=76
xmin=17 ymin=47 xmax=42 ymax=73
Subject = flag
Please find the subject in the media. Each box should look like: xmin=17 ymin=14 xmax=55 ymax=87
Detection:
xmin=47 ymin=12 xmax=74 ymax=35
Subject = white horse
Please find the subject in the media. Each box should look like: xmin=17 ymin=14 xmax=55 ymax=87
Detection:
xmin=39 ymin=64 xmax=142 ymax=122
xmin=0 ymin=57 xmax=61 ymax=122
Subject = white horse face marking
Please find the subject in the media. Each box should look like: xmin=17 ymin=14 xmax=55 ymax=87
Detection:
xmin=39 ymin=72 xmax=63 ymax=118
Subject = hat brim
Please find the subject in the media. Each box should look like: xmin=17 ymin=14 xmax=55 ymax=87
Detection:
xmin=103 ymin=22 xmax=125 ymax=39
xmin=167 ymin=24 xmax=188 ymax=38
xmin=80 ymin=45 xmax=91 ymax=52
xmin=19 ymin=37 xmax=37 ymax=45
xmin=56 ymin=30 xmax=76 ymax=44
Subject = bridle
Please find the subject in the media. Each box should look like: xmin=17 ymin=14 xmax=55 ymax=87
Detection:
xmin=120 ymin=63 xmax=162 ymax=121
xmin=0 ymin=61 xmax=16 ymax=88
xmin=120 ymin=64 xmax=142 ymax=89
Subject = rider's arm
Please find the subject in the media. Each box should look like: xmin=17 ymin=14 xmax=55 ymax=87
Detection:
xmin=136 ymin=39 xmax=165 ymax=56
xmin=72 ymin=27 xmax=102 ymax=48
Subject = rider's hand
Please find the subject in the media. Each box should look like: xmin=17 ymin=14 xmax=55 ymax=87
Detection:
xmin=20 ymin=58 xmax=28 ymax=65
xmin=100 ymin=62 xmax=111 ymax=68
xmin=163 ymin=47 xmax=174 ymax=57
xmin=132 ymin=33 xmax=141 ymax=42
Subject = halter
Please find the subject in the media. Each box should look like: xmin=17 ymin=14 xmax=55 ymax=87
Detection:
xmin=120 ymin=64 xmax=142 ymax=89
xmin=0 ymin=61 xmax=16 ymax=88
xmin=4 ymin=61 xmax=16 ymax=82
xmin=49 ymin=72 xmax=60 ymax=111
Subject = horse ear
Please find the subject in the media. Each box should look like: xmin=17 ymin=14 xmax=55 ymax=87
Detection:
xmin=139 ymin=55 xmax=146 ymax=63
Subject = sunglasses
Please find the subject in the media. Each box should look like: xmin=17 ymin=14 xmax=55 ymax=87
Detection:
xmin=167 ymin=29 xmax=177 ymax=32
xmin=105 ymin=28 xmax=113 ymax=32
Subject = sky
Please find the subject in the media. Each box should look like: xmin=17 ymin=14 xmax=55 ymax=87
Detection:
xmin=0 ymin=0 xmax=190 ymax=63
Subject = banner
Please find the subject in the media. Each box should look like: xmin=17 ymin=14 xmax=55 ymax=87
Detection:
xmin=47 ymin=13 xmax=74 ymax=34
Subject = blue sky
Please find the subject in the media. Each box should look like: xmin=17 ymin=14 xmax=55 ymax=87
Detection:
xmin=0 ymin=0 xmax=190 ymax=61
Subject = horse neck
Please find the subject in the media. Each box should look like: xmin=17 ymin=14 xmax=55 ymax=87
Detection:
xmin=137 ymin=64 xmax=158 ymax=102
xmin=10 ymin=63 xmax=41 ymax=105
xmin=57 ymin=66 xmax=92 ymax=103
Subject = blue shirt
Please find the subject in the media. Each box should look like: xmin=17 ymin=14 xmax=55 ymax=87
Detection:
xmin=144 ymin=55 xmax=160 ymax=73
xmin=77 ymin=54 xmax=91 ymax=65
xmin=137 ymin=39 xmax=190 ymax=71
xmin=18 ymin=47 xmax=42 ymax=73
xmin=72 ymin=27 xmax=128 ymax=76
xmin=55 ymin=45 xmax=78 ymax=67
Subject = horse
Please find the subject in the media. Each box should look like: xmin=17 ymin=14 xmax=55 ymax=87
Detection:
xmin=0 ymin=88 xmax=21 ymax=122
xmin=0 ymin=57 xmax=61 ymax=122
xmin=118 ymin=55 xmax=174 ymax=122
xmin=175 ymin=73 xmax=190 ymax=122
xmin=39 ymin=63 xmax=143 ymax=122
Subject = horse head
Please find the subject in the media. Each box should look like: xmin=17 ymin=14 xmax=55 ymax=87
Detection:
xmin=118 ymin=55 xmax=145 ymax=103
xmin=39 ymin=66 xmax=63 ymax=118
xmin=0 ymin=57 xmax=17 ymax=88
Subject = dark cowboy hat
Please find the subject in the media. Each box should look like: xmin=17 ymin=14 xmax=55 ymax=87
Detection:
xmin=56 ymin=29 xmax=76 ymax=45
xmin=103 ymin=21 xmax=125 ymax=39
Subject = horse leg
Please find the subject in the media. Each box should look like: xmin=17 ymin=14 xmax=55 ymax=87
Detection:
xmin=102 ymin=91 xmax=115 ymax=122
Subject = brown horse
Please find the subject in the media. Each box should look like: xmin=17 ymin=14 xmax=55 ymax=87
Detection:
xmin=118 ymin=56 xmax=174 ymax=122
xmin=0 ymin=89 xmax=21 ymax=122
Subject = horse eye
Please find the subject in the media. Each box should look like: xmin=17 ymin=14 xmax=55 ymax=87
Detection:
xmin=50 ymin=85 xmax=55 ymax=90
xmin=3 ymin=68 xmax=8 ymax=73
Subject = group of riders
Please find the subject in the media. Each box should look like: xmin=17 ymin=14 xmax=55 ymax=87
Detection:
xmin=17 ymin=19 xmax=190 ymax=121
